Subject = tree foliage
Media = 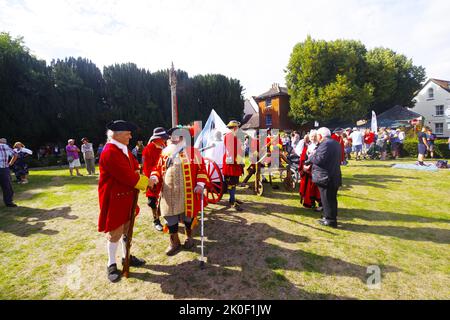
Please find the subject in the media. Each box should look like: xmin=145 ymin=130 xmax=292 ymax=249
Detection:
xmin=0 ymin=32 xmax=244 ymax=149
xmin=286 ymin=36 xmax=426 ymax=124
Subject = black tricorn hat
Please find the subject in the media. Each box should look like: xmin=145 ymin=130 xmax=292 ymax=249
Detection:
xmin=106 ymin=120 xmax=138 ymax=131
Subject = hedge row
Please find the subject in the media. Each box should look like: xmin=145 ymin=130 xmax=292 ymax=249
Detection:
xmin=402 ymin=139 xmax=450 ymax=159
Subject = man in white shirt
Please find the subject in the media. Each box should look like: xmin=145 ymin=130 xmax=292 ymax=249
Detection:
xmin=349 ymin=128 xmax=363 ymax=161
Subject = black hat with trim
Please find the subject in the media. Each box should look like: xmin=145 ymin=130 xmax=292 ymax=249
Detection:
xmin=106 ymin=120 xmax=138 ymax=132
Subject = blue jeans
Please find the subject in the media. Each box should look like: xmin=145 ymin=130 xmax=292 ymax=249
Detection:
xmin=0 ymin=168 xmax=14 ymax=205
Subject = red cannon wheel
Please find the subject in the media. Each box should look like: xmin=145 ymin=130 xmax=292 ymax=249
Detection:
xmin=203 ymin=158 xmax=225 ymax=204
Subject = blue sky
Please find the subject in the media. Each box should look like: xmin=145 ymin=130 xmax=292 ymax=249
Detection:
xmin=1 ymin=0 xmax=449 ymax=98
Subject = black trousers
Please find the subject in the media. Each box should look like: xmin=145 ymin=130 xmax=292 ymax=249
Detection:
xmin=317 ymin=184 xmax=339 ymax=221
xmin=0 ymin=168 xmax=14 ymax=205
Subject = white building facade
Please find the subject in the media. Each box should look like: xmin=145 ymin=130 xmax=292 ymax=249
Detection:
xmin=411 ymin=78 xmax=450 ymax=138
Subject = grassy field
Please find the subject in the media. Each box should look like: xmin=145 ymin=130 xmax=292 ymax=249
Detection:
xmin=0 ymin=159 xmax=449 ymax=300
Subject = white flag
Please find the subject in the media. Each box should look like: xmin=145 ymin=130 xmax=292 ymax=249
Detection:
xmin=371 ymin=111 xmax=377 ymax=133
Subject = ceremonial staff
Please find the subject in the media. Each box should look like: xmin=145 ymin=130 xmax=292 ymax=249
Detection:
xmin=122 ymin=189 xmax=139 ymax=278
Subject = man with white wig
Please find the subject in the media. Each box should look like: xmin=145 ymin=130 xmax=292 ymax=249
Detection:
xmin=305 ymin=127 xmax=342 ymax=228
xmin=98 ymin=120 xmax=149 ymax=282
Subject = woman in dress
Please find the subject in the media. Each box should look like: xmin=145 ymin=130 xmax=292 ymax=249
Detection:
xmin=12 ymin=142 xmax=33 ymax=184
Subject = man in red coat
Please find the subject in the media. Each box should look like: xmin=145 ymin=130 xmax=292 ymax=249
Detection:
xmin=150 ymin=127 xmax=209 ymax=256
xmin=223 ymin=120 xmax=245 ymax=211
xmin=98 ymin=120 xmax=150 ymax=283
xmin=142 ymin=127 xmax=169 ymax=232
xmin=331 ymin=128 xmax=345 ymax=164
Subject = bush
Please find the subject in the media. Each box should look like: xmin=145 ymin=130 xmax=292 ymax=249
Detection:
xmin=27 ymin=155 xmax=67 ymax=168
xmin=402 ymin=138 xmax=450 ymax=159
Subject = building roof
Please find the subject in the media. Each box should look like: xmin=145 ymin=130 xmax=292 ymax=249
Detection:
xmin=255 ymin=83 xmax=289 ymax=100
xmin=241 ymin=112 xmax=260 ymax=130
xmin=430 ymin=78 xmax=450 ymax=93
xmin=243 ymin=98 xmax=259 ymax=115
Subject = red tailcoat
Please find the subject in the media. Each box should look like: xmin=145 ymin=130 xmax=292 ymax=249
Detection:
xmin=331 ymin=134 xmax=345 ymax=162
xmin=98 ymin=143 xmax=140 ymax=233
xmin=142 ymin=140 xmax=164 ymax=197
xmin=151 ymin=146 xmax=209 ymax=219
xmin=298 ymin=145 xmax=321 ymax=208
xmin=223 ymin=132 xmax=244 ymax=177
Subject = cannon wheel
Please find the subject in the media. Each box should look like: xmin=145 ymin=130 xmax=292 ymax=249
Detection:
xmin=204 ymin=158 xmax=224 ymax=204
xmin=283 ymin=167 xmax=297 ymax=192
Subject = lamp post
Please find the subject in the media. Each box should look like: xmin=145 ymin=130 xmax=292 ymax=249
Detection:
xmin=169 ymin=62 xmax=178 ymax=127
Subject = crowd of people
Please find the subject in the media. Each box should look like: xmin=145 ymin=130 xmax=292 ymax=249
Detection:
xmin=2 ymin=119 xmax=449 ymax=284
xmin=288 ymin=126 xmax=410 ymax=163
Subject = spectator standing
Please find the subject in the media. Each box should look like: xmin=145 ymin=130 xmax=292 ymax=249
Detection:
xmin=244 ymin=136 xmax=250 ymax=157
xmin=426 ymin=128 xmax=436 ymax=159
xmin=343 ymin=132 xmax=352 ymax=162
xmin=291 ymin=131 xmax=301 ymax=151
xmin=397 ymin=128 xmax=406 ymax=157
xmin=81 ymin=138 xmax=96 ymax=175
xmin=307 ymin=128 xmax=342 ymax=228
xmin=376 ymin=128 xmax=389 ymax=160
xmin=349 ymin=128 xmax=363 ymax=161
xmin=66 ymin=139 xmax=83 ymax=176
xmin=363 ymin=129 xmax=375 ymax=159
xmin=96 ymin=143 xmax=104 ymax=162
xmin=0 ymin=138 xmax=18 ymax=207
xmin=417 ymin=127 xmax=429 ymax=166
xmin=132 ymin=141 xmax=145 ymax=164
xmin=390 ymin=129 xmax=401 ymax=159
xmin=12 ymin=142 xmax=33 ymax=184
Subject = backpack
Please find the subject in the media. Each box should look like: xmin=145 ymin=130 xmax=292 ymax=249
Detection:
xmin=436 ymin=160 xmax=448 ymax=169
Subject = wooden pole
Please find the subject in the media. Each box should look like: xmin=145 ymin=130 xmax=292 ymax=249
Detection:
xmin=122 ymin=189 xmax=139 ymax=278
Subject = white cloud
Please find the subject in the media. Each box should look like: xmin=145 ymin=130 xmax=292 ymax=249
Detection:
xmin=1 ymin=0 xmax=450 ymax=97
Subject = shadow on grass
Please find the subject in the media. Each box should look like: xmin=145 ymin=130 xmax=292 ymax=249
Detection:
xmin=265 ymin=203 xmax=450 ymax=244
xmin=23 ymin=174 xmax=99 ymax=187
xmin=341 ymin=174 xmax=420 ymax=191
xmin=341 ymin=223 xmax=450 ymax=244
xmin=130 ymin=212 xmax=399 ymax=299
xmin=0 ymin=206 xmax=76 ymax=237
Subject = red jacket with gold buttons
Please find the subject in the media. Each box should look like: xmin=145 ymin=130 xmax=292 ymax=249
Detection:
xmin=98 ymin=143 xmax=141 ymax=233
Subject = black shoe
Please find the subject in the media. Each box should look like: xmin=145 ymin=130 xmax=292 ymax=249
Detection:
xmin=235 ymin=199 xmax=244 ymax=205
xmin=107 ymin=263 xmax=121 ymax=283
xmin=232 ymin=203 xmax=243 ymax=212
xmin=122 ymin=255 xmax=146 ymax=267
xmin=318 ymin=219 xmax=338 ymax=228
xmin=6 ymin=203 xmax=18 ymax=208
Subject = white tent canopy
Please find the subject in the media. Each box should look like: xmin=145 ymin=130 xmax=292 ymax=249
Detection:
xmin=194 ymin=109 xmax=230 ymax=152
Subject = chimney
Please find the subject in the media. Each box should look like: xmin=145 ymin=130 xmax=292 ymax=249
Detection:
xmin=272 ymin=83 xmax=280 ymax=92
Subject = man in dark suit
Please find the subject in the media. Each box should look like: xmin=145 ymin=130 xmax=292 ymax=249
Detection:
xmin=305 ymin=127 xmax=342 ymax=228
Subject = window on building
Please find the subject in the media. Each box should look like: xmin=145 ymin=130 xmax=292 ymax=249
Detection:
xmin=265 ymin=98 xmax=272 ymax=108
xmin=265 ymin=114 xmax=273 ymax=127
xmin=435 ymin=105 xmax=444 ymax=116
xmin=428 ymin=88 xmax=434 ymax=99
xmin=435 ymin=123 xmax=444 ymax=135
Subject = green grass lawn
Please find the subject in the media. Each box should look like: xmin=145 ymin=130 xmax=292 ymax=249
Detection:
xmin=0 ymin=159 xmax=449 ymax=299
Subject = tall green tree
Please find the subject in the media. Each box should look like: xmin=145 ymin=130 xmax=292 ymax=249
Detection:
xmin=286 ymin=36 xmax=426 ymax=124
xmin=0 ymin=32 xmax=244 ymax=150
xmin=366 ymin=47 xmax=426 ymax=114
